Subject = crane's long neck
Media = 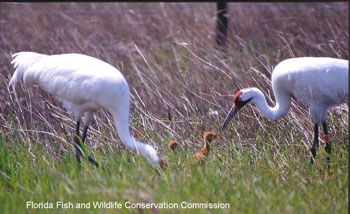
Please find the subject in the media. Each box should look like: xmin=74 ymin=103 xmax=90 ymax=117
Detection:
xmin=251 ymin=88 xmax=291 ymax=120
xmin=110 ymin=105 xmax=161 ymax=167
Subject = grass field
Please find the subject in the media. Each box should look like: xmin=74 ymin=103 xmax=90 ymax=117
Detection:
xmin=0 ymin=2 xmax=348 ymax=214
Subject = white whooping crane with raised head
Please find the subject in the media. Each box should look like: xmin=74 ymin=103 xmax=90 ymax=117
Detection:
xmin=222 ymin=57 xmax=349 ymax=166
xmin=9 ymin=52 xmax=166 ymax=169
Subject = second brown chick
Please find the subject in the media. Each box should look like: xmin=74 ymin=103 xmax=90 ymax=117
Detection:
xmin=169 ymin=140 xmax=181 ymax=151
xmin=193 ymin=132 xmax=218 ymax=161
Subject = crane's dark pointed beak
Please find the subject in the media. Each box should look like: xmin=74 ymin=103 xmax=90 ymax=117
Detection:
xmin=222 ymin=106 xmax=238 ymax=130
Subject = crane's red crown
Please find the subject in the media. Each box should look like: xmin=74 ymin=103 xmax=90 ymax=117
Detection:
xmin=233 ymin=91 xmax=243 ymax=101
xmin=232 ymin=91 xmax=243 ymax=109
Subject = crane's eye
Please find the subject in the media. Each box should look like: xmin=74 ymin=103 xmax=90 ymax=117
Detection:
xmin=235 ymin=97 xmax=253 ymax=108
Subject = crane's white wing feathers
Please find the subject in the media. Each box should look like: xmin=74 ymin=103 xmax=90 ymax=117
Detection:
xmin=272 ymin=57 xmax=348 ymax=108
xmin=9 ymin=52 xmax=162 ymax=168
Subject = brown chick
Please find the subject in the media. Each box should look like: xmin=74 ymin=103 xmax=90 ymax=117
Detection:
xmin=169 ymin=140 xmax=181 ymax=151
xmin=193 ymin=132 xmax=219 ymax=161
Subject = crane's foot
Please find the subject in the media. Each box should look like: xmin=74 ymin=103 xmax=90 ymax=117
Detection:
xmin=88 ymin=156 xmax=99 ymax=168
xmin=74 ymin=135 xmax=98 ymax=167
xmin=75 ymin=146 xmax=99 ymax=168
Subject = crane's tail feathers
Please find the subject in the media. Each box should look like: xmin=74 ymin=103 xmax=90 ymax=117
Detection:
xmin=8 ymin=52 xmax=48 ymax=91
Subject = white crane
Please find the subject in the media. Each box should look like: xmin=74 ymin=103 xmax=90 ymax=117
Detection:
xmin=222 ymin=57 xmax=348 ymax=166
xmin=9 ymin=52 xmax=165 ymax=169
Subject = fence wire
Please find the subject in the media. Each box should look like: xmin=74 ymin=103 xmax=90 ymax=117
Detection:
xmin=0 ymin=3 xmax=346 ymax=15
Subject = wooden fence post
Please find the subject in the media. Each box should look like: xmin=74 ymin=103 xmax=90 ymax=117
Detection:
xmin=216 ymin=2 xmax=228 ymax=48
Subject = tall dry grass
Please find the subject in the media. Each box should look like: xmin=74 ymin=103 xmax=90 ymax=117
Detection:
xmin=0 ymin=2 xmax=348 ymax=161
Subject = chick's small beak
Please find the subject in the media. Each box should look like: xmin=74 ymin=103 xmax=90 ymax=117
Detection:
xmin=222 ymin=105 xmax=238 ymax=130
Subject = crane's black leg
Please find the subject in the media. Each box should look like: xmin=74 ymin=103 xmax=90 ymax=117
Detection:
xmin=81 ymin=125 xmax=99 ymax=168
xmin=74 ymin=120 xmax=83 ymax=164
xmin=81 ymin=125 xmax=89 ymax=143
xmin=74 ymin=123 xmax=99 ymax=167
xmin=310 ymin=123 xmax=319 ymax=164
xmin=322 ymin=122 xmax=331 ymax=169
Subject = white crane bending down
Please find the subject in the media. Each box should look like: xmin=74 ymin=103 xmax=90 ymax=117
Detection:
xmin=9 ymin=52 xmax=166 ymax=169
xmin=222 ymin=57 xmax=348 ymax=166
